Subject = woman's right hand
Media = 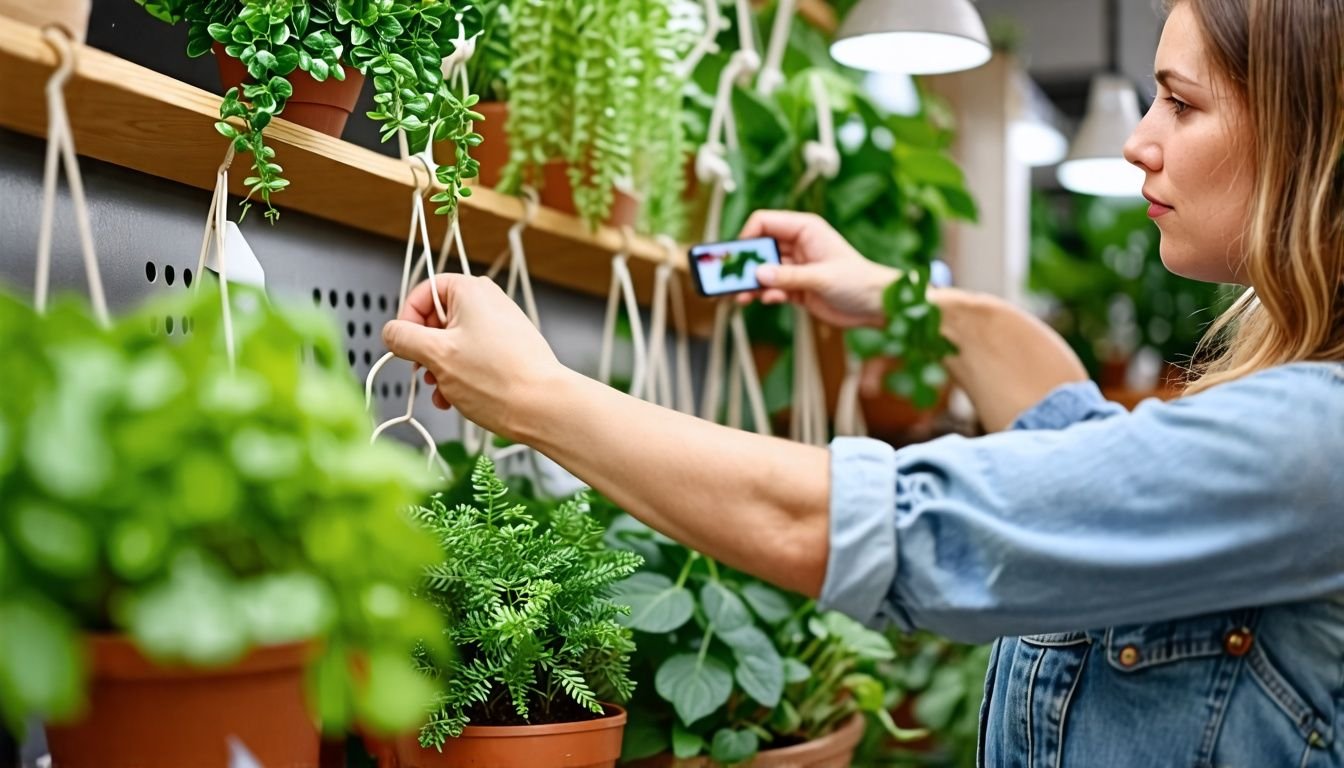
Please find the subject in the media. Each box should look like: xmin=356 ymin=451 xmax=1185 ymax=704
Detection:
xmin=736 ymin=210 xmax=900 ymax=329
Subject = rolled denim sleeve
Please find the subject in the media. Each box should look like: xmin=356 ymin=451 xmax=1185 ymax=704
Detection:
xmin=819 ymin=363 xmax=1344 ymax=643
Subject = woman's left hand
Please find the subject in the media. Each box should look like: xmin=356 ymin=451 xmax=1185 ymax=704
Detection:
xmin=381 ymin=274 xmax=568 ymax=439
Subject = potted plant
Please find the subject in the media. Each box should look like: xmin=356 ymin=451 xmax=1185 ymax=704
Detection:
xmin=366 ymin=457 xmax=643 ymax=767
xmin=497 ymin=0 xmax=694 ymax=232
xmin=0 ymin=0 xmax=91 ymax=42
xmin=136 ymin=0 xmax=483 ymax=223
xmin=606 ymin=512 xmax=911 ymax=767
xmin=0 ymin=287 xmax=446 ymax=767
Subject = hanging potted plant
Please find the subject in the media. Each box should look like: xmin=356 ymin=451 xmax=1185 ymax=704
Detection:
xmin=605 ymin=512 xmax=912 ymax=767
xmin=0 ymin=0 xmax=91 ymax=42
xmin=364 ymin=457 xmax=643 ymax=768
xmin=497 ymin=0 xmax=694 ymax=233
xmin=135 ymin=0 xmax=482 ymax=223
xmin=0 ymin=287 xmax=446 ymax=767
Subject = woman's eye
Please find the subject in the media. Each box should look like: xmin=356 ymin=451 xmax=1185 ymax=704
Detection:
xmin=1165 ymin=96 xmax=1190 ymax=116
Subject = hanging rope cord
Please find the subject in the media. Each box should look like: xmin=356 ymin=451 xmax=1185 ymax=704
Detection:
xmin=34 ymin=28 xmax=109 ymax=327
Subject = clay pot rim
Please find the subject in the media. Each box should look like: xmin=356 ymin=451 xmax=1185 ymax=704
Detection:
xmin=83 ymin=633 xmax=319 ymax=680
xmin=755 ymin=712 xmax=866 ymax=759
xmin=451 ymin=703 xmax=627 ymax=739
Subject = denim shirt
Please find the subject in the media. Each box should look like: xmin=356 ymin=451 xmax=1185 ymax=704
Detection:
xmin=820 ymin=362 xmax=1344 ymax=767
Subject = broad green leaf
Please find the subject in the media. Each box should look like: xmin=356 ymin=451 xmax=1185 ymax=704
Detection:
xmin=913 ymin=664 xmax=968 ymax=729
xmin=655 ymin=654 xmax=732 ymax=725
xmin=672 ymin=722 xmax=706 ymax=759
xmin=611 ymin=572 xmax=694 ymax=633
xmin=0 ymin=597 xmax=83 ymax=723
xmin=720 ymin=625 xmax=784 ymax=708
xmin=822 ymin=612 xmax=895 ymax=660
xmin=710 ymin=728 xmax=759 ymax=764
xmin=700 ymin=581 xmax=751 ymax=634
xmin=783 ymin=657 xmax=811 ymax=683
xmin=741 ymin=582 xmax=794 ymax=625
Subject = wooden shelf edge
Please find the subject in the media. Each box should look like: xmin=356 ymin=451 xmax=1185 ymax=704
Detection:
xmin=0 ymin=20 xmax=718 ymax=332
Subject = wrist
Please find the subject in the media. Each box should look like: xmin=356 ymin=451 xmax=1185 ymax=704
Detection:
xmin=506 ymin=364 xmax=584 ymax=447
xmin=861 ymin=263 xmax=903 ymax=328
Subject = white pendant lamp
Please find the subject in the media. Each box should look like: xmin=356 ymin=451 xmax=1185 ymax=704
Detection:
xmin=1056 ymin=74 xmax=1145 ymax=197
xmin=831 ymin=0 xmax=993 ymax=75
xmin=1008 ymin=68 xmax=1068 ymax=167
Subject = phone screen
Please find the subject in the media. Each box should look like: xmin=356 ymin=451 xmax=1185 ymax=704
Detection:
xmin=688 ymin=237 xmax=782 ymax=297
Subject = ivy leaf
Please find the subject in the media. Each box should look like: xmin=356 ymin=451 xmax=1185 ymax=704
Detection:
xmin=0 ymin=597 xmax=83 ymax=724
xmin=655 ymin=654 xmax=732 ymax=725
xmin=710 ymin=728 xmax=759 ymax=764
xmin=783 ymin=657 xmax=811 ymax=684
xmin=822 ymin=611 xmax=895 ymax=660
xmin=700 ymin=581 xmax=750 ymax=634
xmin=611 ymin=572 xmax=693 ymax=633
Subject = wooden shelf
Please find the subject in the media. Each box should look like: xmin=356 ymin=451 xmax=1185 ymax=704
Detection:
xmin=0 ymin=21 xmax=716 ymax=330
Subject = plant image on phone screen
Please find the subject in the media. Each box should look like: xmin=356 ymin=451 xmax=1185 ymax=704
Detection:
xmin=688 ymin=237 xmax=782 ymax=296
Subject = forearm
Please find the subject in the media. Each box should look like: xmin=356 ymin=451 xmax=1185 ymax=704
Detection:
xmin=930 ymin=288 xmax=1088 ymax=432
xmin=510 ymin=370 xmax=831 ymax=597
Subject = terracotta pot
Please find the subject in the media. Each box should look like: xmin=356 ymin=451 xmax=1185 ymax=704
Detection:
xmin=369 ymin=705 xmax=626 ymax=768
xmin=540 ymin=162 xmax=641 ymax=229
xmin=0 ymin=0 xmax=91 ymax=42
xmin=45 ymin=635 xmax=320 ymax=768
xmin=630 ymin=713 xmax=866 ymax=768
xmin=214 ymin=44 xmax=365 ymax=137
xmin=435 ymin=101 xmax=510 ymax=188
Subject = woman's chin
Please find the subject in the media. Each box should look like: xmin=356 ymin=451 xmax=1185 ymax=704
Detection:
xmin=1159 ymin=241 xmax=1239 ymax=284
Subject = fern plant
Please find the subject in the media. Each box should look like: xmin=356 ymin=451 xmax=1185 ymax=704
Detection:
xmin=410 ymin=457 xmax=643 ymax=747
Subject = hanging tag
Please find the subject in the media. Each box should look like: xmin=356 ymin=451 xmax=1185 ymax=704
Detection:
xmin=207 ymin=221 xmax=267 ymax=291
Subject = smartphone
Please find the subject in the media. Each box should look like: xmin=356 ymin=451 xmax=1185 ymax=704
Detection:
xmin=688 ymin=237 xmax=782 ymax=297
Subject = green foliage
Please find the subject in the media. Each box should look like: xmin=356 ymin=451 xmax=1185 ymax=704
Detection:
xmin=689 ymin=10 xmax=973 ymax=415
xmin=1029 ymin=193 xmax=1235 ymax=377
xmin=410 ymin=457 xmax=643 ymax=746
xmin=0 ymin=286 xmax=445 ymax=735
xmin=138 ymin=0 xmax=483 ymax=221
xmin=718 ymin=249 xmax=765 ymax=280
xmin=606 ymin=512 xmax=909 ymax=764
xmin=498 ymin=0 xmax=694 ymax=232
xmin=855 ymin=635 xmax=993 ymax=768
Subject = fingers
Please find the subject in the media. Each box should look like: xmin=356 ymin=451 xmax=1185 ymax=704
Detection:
xmin=755 ymin=263 xmax=822 ymax=293
xmin=398 ymin=273 xmax=473 ymax=326
xmin=382 ymin=319 xmax=447 ymax=369
xmin=739 ymin=210 xmax=819 ymax=242
xmin=431 ymin=389 xmax=451 ymax=410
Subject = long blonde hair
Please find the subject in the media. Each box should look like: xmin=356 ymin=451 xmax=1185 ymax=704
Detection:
xmin=1175 ymin=0 xmax=1344 ymax=393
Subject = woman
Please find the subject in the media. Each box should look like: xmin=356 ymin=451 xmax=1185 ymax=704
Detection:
xmin=383 ymin=0 xmax=1344 ymax=764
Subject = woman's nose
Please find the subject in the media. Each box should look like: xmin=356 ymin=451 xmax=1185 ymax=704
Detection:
xmin=1124 ymin=108 xmax=1162 ymax=174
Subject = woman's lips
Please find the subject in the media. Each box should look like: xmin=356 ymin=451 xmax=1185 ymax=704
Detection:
xmin=1143 ymin=191 xmax=1174 ymax=219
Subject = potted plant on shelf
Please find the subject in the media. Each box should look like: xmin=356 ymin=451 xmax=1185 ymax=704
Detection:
xmin=606 ymin=512 xmax=912 ymax=767
xmin=497 ymin=0 xmax=694 ymax=232
xmin=365 ymin=456 xmax=643 ymax=767
xmin=0 ymin=287 xmax=446 ymax=767
xmin=135 ymin=0 xmax=483 ymax=223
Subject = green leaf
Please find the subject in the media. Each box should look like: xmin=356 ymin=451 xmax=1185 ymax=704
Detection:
xmin=741 ymin=582 xmax=794 ymax=625
xmin=0 ymin=597 xmax=83 ymax=724
xmin=710 ymin=728 xmax=759 ymax=764
xmin=612 ymin=572 xmax=694 ymax=633
xmin=783 ymin=657 xmax=811 ymax=683
xmin=831 ymin=173 xmax=888 ymax=223
xmin=822 ymin=611 xmax=895 ymax=660
xmin=700 ymin=581 xmax=751 ymax=634
xmin=719 ymin=625 xmax=784 ymax=708
xmin=672 ymin=722 xmax=706 ymax=759
xmin=655 ymin=654 xmax=732 ymax=725
xmin=896 ymin=146 xmax=967 ymax=188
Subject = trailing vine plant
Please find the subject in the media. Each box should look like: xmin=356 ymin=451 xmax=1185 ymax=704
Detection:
xmin=137 ymin=0 xmax=482 ymax=222
xmin=499 ymin=0 xmax=694 ymax=232
xmin=410 ymin=457 xmax=643 ymax=746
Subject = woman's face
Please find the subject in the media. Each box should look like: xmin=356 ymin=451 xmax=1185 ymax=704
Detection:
xmin=1123 ymin=2 xmax=1254 ymax=284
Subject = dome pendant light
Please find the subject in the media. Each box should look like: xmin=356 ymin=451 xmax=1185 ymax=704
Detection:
xmin=1056 ymin=0 xmax=1145 ymax=196
xmin=830 ymin=0 xmax=993 ymax=75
